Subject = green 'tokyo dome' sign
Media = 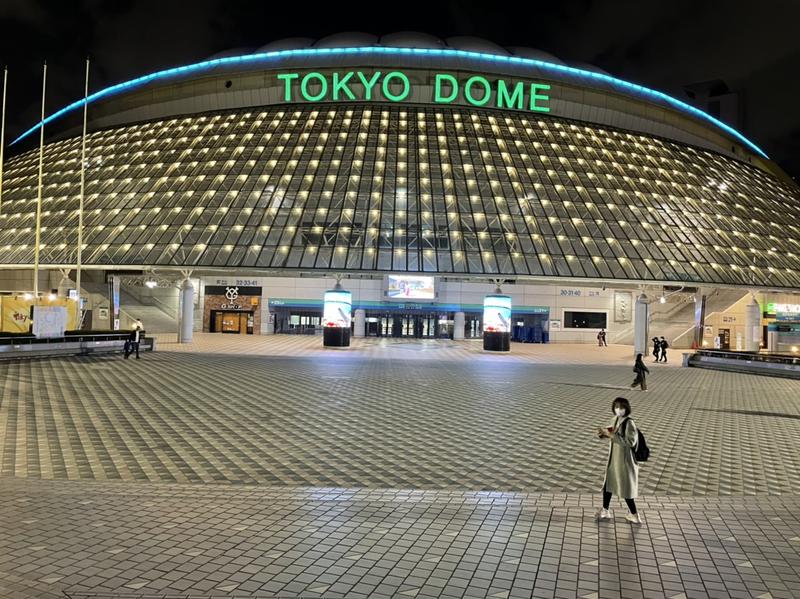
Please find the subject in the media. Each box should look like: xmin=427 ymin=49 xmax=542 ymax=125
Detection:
xmin=277 ymin=71 xmax=551 ymax=112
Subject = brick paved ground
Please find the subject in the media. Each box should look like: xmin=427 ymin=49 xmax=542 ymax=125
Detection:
xmin=1 ymin=336 xmax=799 ymax=598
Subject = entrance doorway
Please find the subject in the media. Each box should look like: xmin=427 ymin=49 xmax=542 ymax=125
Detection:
xmin=211 ymin=310 xmax=254 ymax=334
xmin=373 ymin=313 xmax=440 ymax=338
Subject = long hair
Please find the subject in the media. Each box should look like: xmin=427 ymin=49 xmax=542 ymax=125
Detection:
xmin=635 ymin=353 xmax=643 ymax=362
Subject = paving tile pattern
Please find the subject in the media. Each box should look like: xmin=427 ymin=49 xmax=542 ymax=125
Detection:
xmin=1 ymin=340 xmax=800 ymax=494
xmin=1 ymin=479 xmax=799 ymax=599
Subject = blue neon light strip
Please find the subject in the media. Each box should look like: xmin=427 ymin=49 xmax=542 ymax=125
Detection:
xmin=11 ymin=46 xmax=768 ymax=158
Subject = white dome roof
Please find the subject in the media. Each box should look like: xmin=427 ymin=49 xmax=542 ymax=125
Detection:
xmin=379 ymin=32 xmax=445 ymax=49
xmin=444 ymin=36 xmax=511 ymax=56
xmin=313 ymin=32 xmax=378 ymax=48
xmin=255 ymin=38 xmax=315 ymax=53
xmin=205 ymin=32 xmax=612 ymax=76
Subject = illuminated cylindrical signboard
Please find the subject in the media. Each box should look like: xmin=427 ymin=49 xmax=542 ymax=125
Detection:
xmin=483 ymin=294 xmax=512 ymax=352
xmin=323 ymin=288 xmax=352 ymax=347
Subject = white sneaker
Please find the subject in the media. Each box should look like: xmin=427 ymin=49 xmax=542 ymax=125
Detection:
xmin=596 ymin=508 xmax=611 ymax=520
xmin=625 ymin=513 xmax=642 ymax=525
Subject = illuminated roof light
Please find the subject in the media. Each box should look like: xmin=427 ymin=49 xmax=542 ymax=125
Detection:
xmin=10 ymin=46 xmax=769 ymax=158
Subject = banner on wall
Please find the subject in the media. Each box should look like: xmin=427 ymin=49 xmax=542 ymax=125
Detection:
xmin=32 ymin=306 xmax=68 ymax=338
xmin=1 ymin=298 xmax=32 ymax=333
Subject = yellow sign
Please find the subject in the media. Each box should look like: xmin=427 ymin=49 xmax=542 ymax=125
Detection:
xmin=1 ymin=297 xmax=33 ymax=333
xmin=0 ymin=297 xmax=78 ymax=333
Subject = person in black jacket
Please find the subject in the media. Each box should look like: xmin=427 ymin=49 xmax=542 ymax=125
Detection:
xmin=631 ymin=353 xmax=649 ymax=391
xmin=652 ymin=337 xmax=660 ymax=362
xmin=658 ymin=337 xmax=669 ymax=363
xmin=124 ymin=321 xmax=144 ymax=359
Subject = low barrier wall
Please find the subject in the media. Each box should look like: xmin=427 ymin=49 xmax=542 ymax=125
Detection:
xmin=0 ymin=333 xmax=156 ymax=360
xmin=685 ymin=349 xmax=800 ymax=379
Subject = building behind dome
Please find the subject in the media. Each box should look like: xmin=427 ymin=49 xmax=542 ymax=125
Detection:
xmin=1 ymin=33 xmax=799 ymax=348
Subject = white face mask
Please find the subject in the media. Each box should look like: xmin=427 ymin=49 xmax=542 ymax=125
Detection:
xmin=615 ymin=408 xmax=626 ymax=417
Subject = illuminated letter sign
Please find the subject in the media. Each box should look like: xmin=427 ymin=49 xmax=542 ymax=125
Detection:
xmin=278 ymin=71 xmax=552 ymax=113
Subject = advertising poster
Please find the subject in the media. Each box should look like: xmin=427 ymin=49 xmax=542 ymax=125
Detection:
xmin=1 ymin=298 xmax=32 ymax=333
xmin=323 ymin=290 xmax=352 ymax=328
xmin=483 ymin=295 xmax=512 ymax=333
xmin=386 ymin=275 xmax=435 ymax=300
xmin=32 ymin=306 xmax=68 ymax=338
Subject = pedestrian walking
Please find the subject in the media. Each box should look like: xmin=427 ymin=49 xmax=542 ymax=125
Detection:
xmin=596 ymin=397 xmax=641 ymax=524
xmin=658 ymin=336 xmax=669 ymax=363
xmin=631 ymin=353 xmax=649 ymax=391
xmin=597 ymin=328 xmax=608 ymax=347
xmin=124 ymin=319 xmax=144 ymax=359
xmin=652 ymin=337 xmax=660 ymax=362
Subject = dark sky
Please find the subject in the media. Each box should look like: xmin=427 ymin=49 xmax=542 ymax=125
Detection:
xmin=1 ymin=0 xmax=799 ymax=179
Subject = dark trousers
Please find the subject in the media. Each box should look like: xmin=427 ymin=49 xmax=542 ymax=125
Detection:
xmin=659 ymin=350 xmax=667 ymax=362
xmin=124 ymin=341 xmax=140 ymax=359
xmin=631 ymin=373 xmax=647 ymax=391
xmin=603 ymin=487 xmax=637 ymax=514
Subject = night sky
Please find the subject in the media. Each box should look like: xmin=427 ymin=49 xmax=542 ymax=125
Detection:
xmin=1 ymin=0 xmax=798 ymax=180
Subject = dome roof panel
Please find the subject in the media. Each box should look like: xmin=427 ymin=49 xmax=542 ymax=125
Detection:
xmin=444 ymin=36 xmax=511 ymax=55
xmin=379 ymin=31 xmax=445 ymax=48
xmin=314 ymin=32 xmax=378 ymax=48
xmin=506 ymin=47 xmax=566 ymax=65
xmin=255 ymin=38 xmax=315 ymax=53
xmin=569 ymin=61 xmax=611 ymax=76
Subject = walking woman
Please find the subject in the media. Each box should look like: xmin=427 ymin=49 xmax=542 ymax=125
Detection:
xmin=596 ymin=397 xmax=640 ymax=524
xmin=631 ymin=353 xmax=649 ymax=391
xmin=651 ymin=337 xmax=660 ymax=362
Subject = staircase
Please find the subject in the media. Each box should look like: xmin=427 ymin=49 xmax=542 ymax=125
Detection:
xmin=78 ymin=280 xmax=178 ymax=334
xmin=611 ymin=288 xmax=748 ymax=348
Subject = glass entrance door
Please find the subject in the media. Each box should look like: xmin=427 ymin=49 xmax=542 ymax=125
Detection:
xmin=378 ymin=313 xmax=438 ymax=338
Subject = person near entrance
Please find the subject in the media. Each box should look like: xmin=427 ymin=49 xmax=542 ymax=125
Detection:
xmin=652 ymin=337 xmax=660 ymax=362
xmin=124 ymin=318 xmax=144 ymax=359
xmin=658 ymin=336 xmax=669 ymax=362
xmin=630 ymin=353 xmax=649 ymax=391
xmin=597 ymin=328 xmax=608 ymax=347
xmin=596 ymin=397 xmax=641 ymax=524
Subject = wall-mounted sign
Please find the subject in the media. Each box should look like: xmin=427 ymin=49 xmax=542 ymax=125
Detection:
xmin=771 ymin=303 xmax=800 ymax=321
xmin=386 ymin=275 xmax=435 ymax=300
xmin=278 ymin=71 xmax=551 ymax=113
xmin=721 ymin=315 xmax=737 ymax=324
xmin=614 ymin=291 xmax=632 ymax=323
xmin=550 ymin=319 xmax=561 ymax=331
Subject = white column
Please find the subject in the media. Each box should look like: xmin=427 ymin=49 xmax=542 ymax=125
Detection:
xmin=353 ymin=309 xmax=366 ymax=337
xmin=453 ymin=311 xmax=465 ymax=340
xmin=633 ymin=293 xmax=649 ymax=357
xmin=767 ymin=327 xmax=778 ymax=352
xmin=745 ymin=297 xmax=761 ymax=351
xmin=179 ymin=279 xmax=194 ymax=343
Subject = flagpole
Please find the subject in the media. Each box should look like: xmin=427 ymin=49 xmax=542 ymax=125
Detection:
xmin=0 ymin=66 xmax=7 ymax=217
xmin=76 ymin=58 xmax=89 ymax=302
xmin=33 ymin=62 xmax=46 ymax=297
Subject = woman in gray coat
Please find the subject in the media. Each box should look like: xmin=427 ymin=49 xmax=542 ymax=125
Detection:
xmin=596 ymin=397 xmax=640 ymax=524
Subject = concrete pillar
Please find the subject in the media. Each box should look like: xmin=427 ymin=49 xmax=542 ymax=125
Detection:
xmin=453 ymin=311 xmax=465 ymax=340
xmin=744 ymin=298 xmax=761 ymax=352
xmin=353 ymin=309 xmax=366 ymax=338
xmin=633 ymin=293 xmax=649 ymax=357
xmin=768 ymin=326 xmax=778 ymax=352
xmin=692 ymin=289 xmax=709 ymax=348
xmin=179 ymin=279 xmax=194 ymax=343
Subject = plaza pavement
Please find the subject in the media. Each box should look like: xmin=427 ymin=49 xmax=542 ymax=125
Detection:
xmin=1 ymin=335 xmax=799 ymax=598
